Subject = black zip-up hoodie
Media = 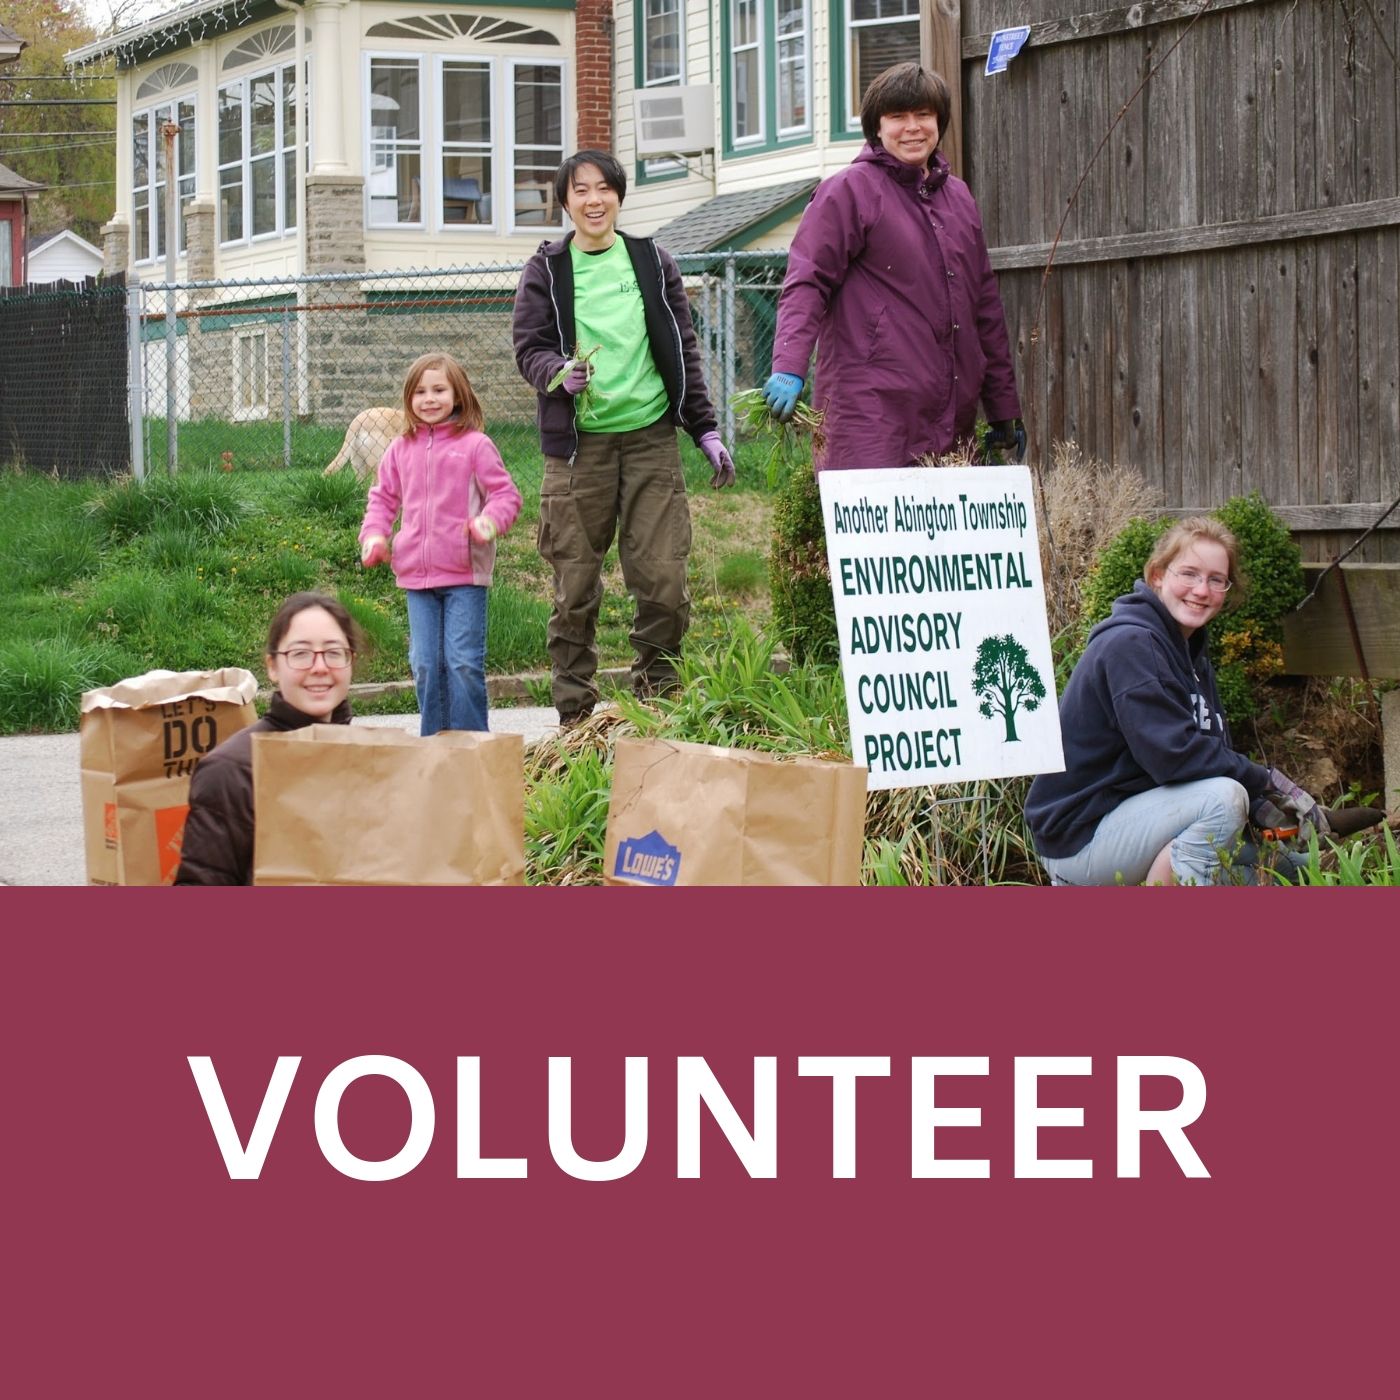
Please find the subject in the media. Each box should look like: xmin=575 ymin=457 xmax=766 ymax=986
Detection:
xmin=1025 ymin=581 xmax=1271 ymax=859
xmin=511 ymin=230 xmax=718 ymax=460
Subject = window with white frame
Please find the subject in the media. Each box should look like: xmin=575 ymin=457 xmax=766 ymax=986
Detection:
xmin=730 ymin=0 xmax=762 ymax=145
xmin=639 ymin=0 xmax=685 ymax=177
xmin=775 ymin=0 xmax=809 ymax=135
xmin=232 ymin=328 xmax=269 ymax=419
xmin=218 ymin=58 xmax=306 ymax=244
xmin=132 ymin=98 xmax=195 ymax=263
xmin=364 ymin=54 xmax=565 ymax=232
xmin=726 ymin=0 xmax=810 ymax=151
xmin=844 ymin=0 xmax=920 ymax=132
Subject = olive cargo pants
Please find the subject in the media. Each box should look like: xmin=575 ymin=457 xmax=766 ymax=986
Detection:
xmin=537 ymin=418 xmax=693 ymax=719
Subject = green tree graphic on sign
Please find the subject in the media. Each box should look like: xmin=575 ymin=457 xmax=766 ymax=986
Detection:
xmin=972 ymin=635 xmax=1047 ymax=742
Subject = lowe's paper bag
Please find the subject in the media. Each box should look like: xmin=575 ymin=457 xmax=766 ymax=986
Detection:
xmin=80 ymin=668 xmax=259 ymax=885
xmin=252 ymin=725 xmax=525 ymax=886
xmin=604 ymin=737 xmax=866 ymax=886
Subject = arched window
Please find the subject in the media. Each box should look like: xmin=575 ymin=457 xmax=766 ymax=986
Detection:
xmin=365 ymin=14 xmax=558 ymax=45
xmin=135 ymin=62 xmax=197 ymax=100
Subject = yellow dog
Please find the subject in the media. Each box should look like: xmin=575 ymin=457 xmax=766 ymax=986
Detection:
xmin=321 ymin=406 xmax=407 ymax=481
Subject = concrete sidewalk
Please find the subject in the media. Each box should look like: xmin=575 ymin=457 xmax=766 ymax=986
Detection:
xmin=0 ymin=707 xmax=563 ymax=887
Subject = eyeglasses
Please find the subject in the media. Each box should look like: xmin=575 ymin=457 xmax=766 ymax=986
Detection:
xmin=274 ymin=647 xmax=354 ymax=670
xmin=1168 ymin=566 xmax=1232 ymax=594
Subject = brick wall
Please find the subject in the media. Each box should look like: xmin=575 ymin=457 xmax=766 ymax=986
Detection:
xmin=574 ymin=0 xmax=613 ymax=151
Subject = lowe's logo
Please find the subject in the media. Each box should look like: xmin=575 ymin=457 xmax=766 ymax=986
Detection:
xmin=615 ymin=829 xmax=681 ymax=886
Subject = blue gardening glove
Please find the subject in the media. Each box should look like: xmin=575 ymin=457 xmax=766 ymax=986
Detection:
xmin=985 ymin=419 xmax=1027 ymax=462
xmin=1266 ymin=767 xmax=1330 ymax=837
xmin=561 ymin=359 xmax=592 ymax=395
xmin=698 ymin=432 xmax=736 ymax=489
xmin=762 ymin=372 xmax=804 ymax=422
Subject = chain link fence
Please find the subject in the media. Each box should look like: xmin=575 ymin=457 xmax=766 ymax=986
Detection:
xmin=110 ymin=252 xmax=786 ymax=479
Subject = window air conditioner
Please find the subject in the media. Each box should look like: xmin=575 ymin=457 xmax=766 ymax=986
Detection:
xmin=633 ymin=84 xmax=714 ymax=157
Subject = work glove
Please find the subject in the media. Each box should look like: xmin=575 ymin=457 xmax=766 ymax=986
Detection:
xmin=985 ymin=418 xmax=1027 ymax=462
xmin=698 ymin=432 xmax=736 ymax=489
xmin=360 ymin=535 xmax=390 ymax=568
xmin=1266 ymin=767 xmax=1330 ymax=837
xmin=1248 ymin=797 xmax=1295 ymax=837
xmin=560 ymin=358 xmax=592 ymax=395
xmin=466 ymin=515 xmax=498 ymax=544
xmin=762 ymin=372 xmax=804 ymax=422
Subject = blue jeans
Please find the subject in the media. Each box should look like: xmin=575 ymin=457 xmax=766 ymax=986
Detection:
xmin=1040 ymin=778 xmax=1250 ymax=886
xmin=405 ymin=585 xmax=489 ymax=735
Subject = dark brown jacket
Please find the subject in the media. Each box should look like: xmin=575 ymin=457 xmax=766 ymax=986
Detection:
xmin=174 ymin=693 xmax=352 ymax=886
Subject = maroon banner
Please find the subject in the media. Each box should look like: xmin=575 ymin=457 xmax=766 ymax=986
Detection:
xmin=4 ymin=889 xmax=1394 ymax=1396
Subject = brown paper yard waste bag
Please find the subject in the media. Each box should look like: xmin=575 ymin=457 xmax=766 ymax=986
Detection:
xmin=252 ymin=726 xmax=525 ymax=885
xmin=80 ymin=668 xmax=259 ymax=885
xmin=604 ymin=737 xmax=867 ymax=886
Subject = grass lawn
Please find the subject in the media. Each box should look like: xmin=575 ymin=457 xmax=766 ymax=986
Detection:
xmin=0 ymin=433 xmax=774 ymax=734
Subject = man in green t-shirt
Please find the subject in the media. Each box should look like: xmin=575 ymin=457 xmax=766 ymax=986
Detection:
xmin=513 ymin=150 xmax=735 ymax=728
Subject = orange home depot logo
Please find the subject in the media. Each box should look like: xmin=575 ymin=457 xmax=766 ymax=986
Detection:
xmin=103 ymin=802 xmax=118 ymax=850
xmin=155 ymin=804 xmax=191 ymax=884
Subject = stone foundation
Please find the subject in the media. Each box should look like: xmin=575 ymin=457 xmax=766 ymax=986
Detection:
xmin=184 ymin=201 xmax=216 ymax=282
xmin=305 ymin=175 xmax=367 ymax=273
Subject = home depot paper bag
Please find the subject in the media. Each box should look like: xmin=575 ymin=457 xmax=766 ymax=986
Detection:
xmin=252 ymin=725 xmax=525 ymax=885
xmin=604 ymin=737 xmax=867 ymax=886
xmin=79 ymin=668 xmax=259 ymax=885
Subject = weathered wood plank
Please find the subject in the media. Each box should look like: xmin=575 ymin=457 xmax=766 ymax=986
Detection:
xmin=1331 ymin=237 xmax=1361 ymax=511
xmin=1294 ymin=238 xmax=1318 ymax=507
xmin=1160 ymin=259 xmax=1185 ymax=505
xmin=1138 ymin=254 xmax=1165 ymax=477
xmin=1281 ymin=564 xmax=1400 ymax=679
xmin=927 ymin=0 xmax=965 ymax=180
xmin=1236 ymin=244 xmax=1259 ymax=497
xmin=1157 ymin=503 xmax=1400 ymax=530
xmin=961 ymin=0 xmax=1261 ymax=57
xmin=1107 ymin=28 xmax=1148 ymax=235
xmin=1371 ymin=231 xmax=1400 ymax=508
xmin=987 ymin=195 xmax=1400 ymax=269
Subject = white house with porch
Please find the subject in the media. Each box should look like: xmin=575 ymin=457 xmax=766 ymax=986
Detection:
xmin=67 ymin=0 xmax=615 ymax=282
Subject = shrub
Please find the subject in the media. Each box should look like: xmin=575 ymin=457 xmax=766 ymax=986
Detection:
xmin=769 ymin=462 xmax=837 ymax=664
xmin=1078 ymin=495 xmax=1305 ymax=727
xmin=88 ymin=470 xmax=252 ymax=542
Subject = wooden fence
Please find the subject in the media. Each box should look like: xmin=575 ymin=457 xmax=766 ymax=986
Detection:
xmin=931 ymin=0 xmax=1400 ymax=561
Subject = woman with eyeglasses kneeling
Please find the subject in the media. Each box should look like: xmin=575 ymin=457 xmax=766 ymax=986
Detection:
xmin=1025 ymin=518 xmax=1326 ymax=886
xmin=175 ymin=592 xmax=360 ymax=885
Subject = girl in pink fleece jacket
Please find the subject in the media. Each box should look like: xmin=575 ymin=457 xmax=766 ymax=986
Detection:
xmin=359 ymin=352 xmax=522 ymax=735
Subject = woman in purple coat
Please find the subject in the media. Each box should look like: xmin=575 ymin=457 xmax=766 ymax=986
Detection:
xmin=763 ymin=63 xmax=1023 ymax=469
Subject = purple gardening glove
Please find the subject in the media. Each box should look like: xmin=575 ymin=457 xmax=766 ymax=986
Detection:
xmin=560 ymin=358 xmax=592 ymax=395
xmin=1266 ymin=767 xmax=1330 ymax=837
xmin=698 ymin=431 xmax=736 ymax=489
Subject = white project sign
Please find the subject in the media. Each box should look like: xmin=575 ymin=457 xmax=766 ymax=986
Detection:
xmin=818 ymin=465 xmax=1065 ymax=790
